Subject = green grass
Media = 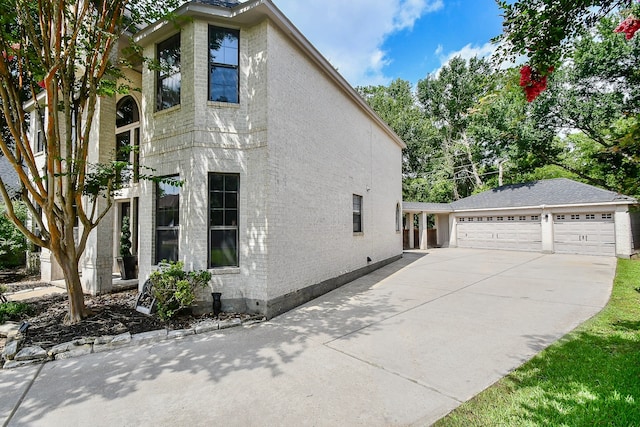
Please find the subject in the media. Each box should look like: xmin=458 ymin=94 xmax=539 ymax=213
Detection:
xmin=434 ymin=258 xmax=640 ymax=427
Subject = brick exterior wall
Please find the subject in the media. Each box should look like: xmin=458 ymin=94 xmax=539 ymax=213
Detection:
xmin=135 ymin=15 xmax=403 ymax=315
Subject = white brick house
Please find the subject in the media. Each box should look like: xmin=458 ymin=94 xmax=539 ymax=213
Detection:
xmin=33 ymin=0 xmax=405 ymax=317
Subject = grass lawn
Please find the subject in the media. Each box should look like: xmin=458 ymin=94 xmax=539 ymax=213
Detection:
xmin=434 ymin=258 xmax=640 ymax=426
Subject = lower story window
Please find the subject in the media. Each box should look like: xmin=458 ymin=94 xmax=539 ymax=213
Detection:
xmin=209 ymin=173 xmax=239 ymax=267
xmin=155 ymin=178 xmax=180 ymax=264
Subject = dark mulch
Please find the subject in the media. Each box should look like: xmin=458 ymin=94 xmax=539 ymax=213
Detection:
xmin=2 ymin=288 xmax=247 ymax=353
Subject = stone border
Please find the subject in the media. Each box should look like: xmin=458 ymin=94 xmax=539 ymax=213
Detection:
xmin=1 ymin=315 xmax=265 ymax=369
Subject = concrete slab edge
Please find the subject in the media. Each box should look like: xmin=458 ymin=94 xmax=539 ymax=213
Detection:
xmin=2 ymin=315 xmax=266 ymax=370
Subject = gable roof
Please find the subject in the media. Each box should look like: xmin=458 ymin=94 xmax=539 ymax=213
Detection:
xmin=450 ymin=178 xmax=637 ymax=211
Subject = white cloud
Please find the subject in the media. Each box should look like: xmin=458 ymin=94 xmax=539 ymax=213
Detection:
xmin=436 ymin=42 xmax=496 ymax=66
xmin=272 ymin=0 xmax=443 ymax=87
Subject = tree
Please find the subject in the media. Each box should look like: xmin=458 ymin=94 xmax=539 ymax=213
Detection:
xmin=416 ymin=56 xmax=504 ymax=200
xmin=521 ymin=15 xmax=640 ymax=195
xmin=358 ymin=79 xmax=441 ymax=201
xmin=0 ymin=0 xmax=177 ymax=323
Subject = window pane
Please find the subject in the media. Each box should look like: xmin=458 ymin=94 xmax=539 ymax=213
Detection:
xmin=210 ymin=192 xmax=223 ymax=209
xmin=157 ymin=34 xmax=181 ymax=111
xmin=210 ymin=174 xmax=224 ymax=191
xmin=225 ymin=175 xmax=239 ymax=191
xmin=156 ymin=229 xmax=179 ymax=263
xmin=210 ymin=229 xmax=238 ymax=267
xmin=116 ymin=96 xmax=139 ymax=127
xmin=211 ymin=209 xmax=223 ymax=226
xmin=210 ymin=67 xmax=239 ymax=103
xmin=225 ymin=192 xmax=237 ymax=209
xmin=353 ymin=214 xmax=362 ymax=233
xmin=116 ymin=132 xmax=130 ymax=162
xmin=225 ymin=209 xmax=238 ymax=226
xmin=157 ymin=181 xmax=180 ymax=227
xmin=209 ymin=28 xmax=239 ymax=66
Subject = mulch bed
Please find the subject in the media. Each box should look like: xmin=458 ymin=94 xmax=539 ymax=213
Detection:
xmin=1 ymin=270 xmax=247 ymax=354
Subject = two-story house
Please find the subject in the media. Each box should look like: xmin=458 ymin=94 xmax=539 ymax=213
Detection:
xmin=32 ymin=0 xmax=405 ymax=318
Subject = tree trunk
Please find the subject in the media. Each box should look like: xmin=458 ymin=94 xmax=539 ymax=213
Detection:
xmin=53 ymin=250 xmax=88 ymax=324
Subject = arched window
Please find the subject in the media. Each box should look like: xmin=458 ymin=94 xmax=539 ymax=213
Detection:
xmin=116 ymin=96 xmax=139 ymax=128
xmin=115 ymin=96 xmax=140 ymax=182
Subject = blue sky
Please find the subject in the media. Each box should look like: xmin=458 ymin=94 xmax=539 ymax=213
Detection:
xmin=270 ymin=0 xmax=505 ymax=87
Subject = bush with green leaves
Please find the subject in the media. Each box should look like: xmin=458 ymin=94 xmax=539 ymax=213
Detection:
xmin=0 ymin=201 xmax=28 ymax=269
xmin=149 ymin=261 xmax=211 ymax=320
xmin=0 ymin=301 xmax=33 ymax=324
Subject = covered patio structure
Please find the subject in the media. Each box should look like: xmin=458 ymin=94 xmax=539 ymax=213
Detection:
xmin=402 ymin=202 xmax=453 ymax=250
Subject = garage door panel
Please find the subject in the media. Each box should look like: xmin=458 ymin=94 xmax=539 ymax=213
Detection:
xmin=457 ymin=221 xmax=541 ymax=251
xmin=553 ymin=216 xmax=615 ymax=256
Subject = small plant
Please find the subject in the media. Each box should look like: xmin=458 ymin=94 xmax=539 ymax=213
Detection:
xmin=149 ymin=261 xmax=211 ymax=320
xmin=0 ymin=301 xmax=33 ymax=324
xmin=120 ymin=216 xmax=132 ymax=257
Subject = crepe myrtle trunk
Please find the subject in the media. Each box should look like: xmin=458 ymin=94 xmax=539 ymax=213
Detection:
xmin=55 ymin=249 xmax=88 ymax=323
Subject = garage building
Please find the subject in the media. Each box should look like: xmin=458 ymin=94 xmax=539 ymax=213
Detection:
xmin=404 ymin=179 xmax=639 ymax=258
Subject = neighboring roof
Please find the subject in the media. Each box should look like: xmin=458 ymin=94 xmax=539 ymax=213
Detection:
xmin=0 ymin=156 xmax=21 ymax=199
xmin=450 ymin=178 xmax=637 ymax=210
xmin=403 ymin=202 xmax=453 ymax=213
xmin=133 ymin=0 xmax=406 ymax=150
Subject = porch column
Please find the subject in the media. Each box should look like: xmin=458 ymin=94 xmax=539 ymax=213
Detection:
xmin=80 ymin=96 xmax=116 ymax=295
xmin=419 ymin=212 xmax=428 ymax=249
xmin=409 ymin=213 xmax=415 ymax=249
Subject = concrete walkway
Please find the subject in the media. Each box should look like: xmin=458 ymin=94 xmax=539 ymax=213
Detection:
xmin=0 ymin=249 xmax=616 ymax=426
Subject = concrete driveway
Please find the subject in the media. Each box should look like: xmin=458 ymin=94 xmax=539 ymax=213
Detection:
xmin=1 ymin=249 xmax=616 ymax=426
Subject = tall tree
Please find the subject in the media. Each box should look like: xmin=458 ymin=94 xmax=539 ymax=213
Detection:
xmin=0 ymin=0 xmax=176 ymax=323
xmin=416 ymin=56 xmax=500 ymax=200
xmin=525 ymin=15 xmax=640 ymax=195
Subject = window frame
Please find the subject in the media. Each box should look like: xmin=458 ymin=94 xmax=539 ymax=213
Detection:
xmin=208 ymin=173 xmax=240 ymax=268
xmin=155 ymin=177 xmax=180 ymax=264
xmin=156 ymin=33 xmax=181 ymax=111
xmin=353 ymin=194 xmax=363 ymax=233
xmin=208 ymin=26 xmax=240 ymax=104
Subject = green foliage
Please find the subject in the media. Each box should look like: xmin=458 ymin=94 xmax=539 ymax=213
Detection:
xmin=149 ymin=261 xmax=211 ymax=321
xmin=0 ymin=301 xmax=32 ymax=324
xmin=119 ymin=216 xmax=132 ymax=257
xmin=435 ymin=259 xmax=640 ymax=426
xmin=494 ymin=0 xmax=634 ymax=71
xmin=0 ymin=201 xmax=27 ymax=268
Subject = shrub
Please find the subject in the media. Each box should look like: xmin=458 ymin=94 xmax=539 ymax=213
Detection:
xmin=0 ymin=301 xmax=33 ymax=324
xmin=149 ymin=261 xmax=211 ymax=320
xmin=0 ymin=201 xmax=28 ymax=269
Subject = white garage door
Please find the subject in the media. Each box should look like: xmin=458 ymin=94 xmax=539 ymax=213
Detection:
xmin=553 ymin=213 xmax=615 ymax=256
xmin=457 ymin=215 xmax=542 ymax=251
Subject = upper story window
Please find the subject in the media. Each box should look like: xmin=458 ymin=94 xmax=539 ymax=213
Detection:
xmin=32 ymin=109 xmax=45 ymax=153
xmin=209 ymin=26 xmax=239 ymax=103
xmin=156 ymin=33 xmax=181 ymax=111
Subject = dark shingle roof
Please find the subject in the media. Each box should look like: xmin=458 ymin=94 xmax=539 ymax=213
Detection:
xmin=195 ymin=0 xmax=240 ymax=7
xmin=0 ymin=156 xmax=21 ymax=199
xmin=450 ymin=178 xmax=637 ymax=210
